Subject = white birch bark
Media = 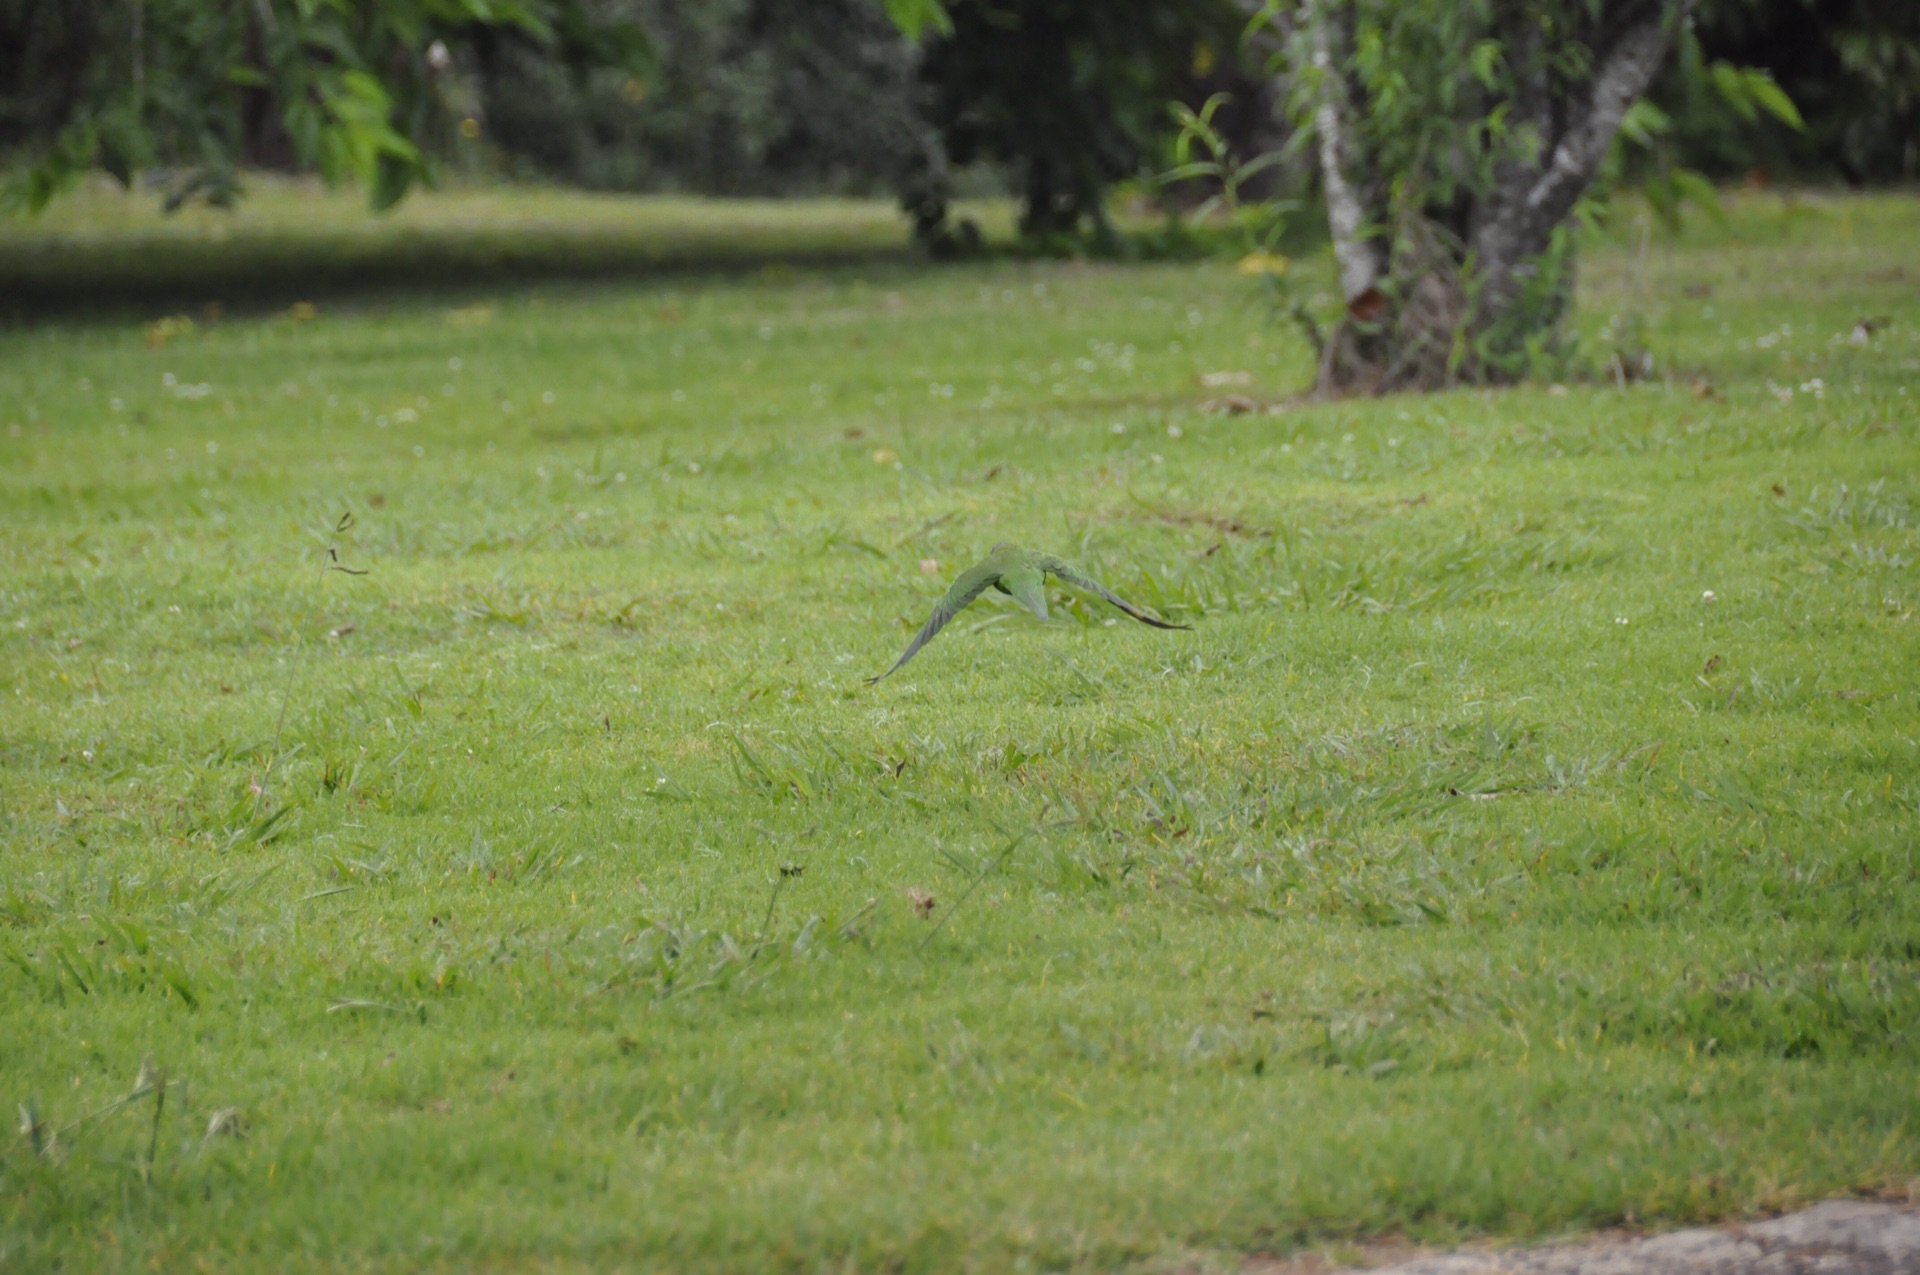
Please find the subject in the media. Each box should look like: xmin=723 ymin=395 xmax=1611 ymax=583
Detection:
xmin=1525 ymin=6 xmax=1686 ymax=229
xmin=1302 ymin=0 xmax=1388 ymax=304
xmin=1471 ymin=2 xmax=1690 ymax=308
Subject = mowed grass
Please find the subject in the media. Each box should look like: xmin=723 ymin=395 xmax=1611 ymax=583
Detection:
xmin=1 ymin=185 xmax=1917 ymax=1272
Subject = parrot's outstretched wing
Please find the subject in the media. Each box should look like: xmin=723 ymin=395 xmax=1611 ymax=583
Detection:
xmin=1039 ymin=557 xmax=1191 ymax=630
xmin=867 ymin=561 xmax=1002 ymax=682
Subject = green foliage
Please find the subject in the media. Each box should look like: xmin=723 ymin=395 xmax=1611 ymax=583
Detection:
xmin=880 ymin=0 xmax=953 ymax=39
xmin=1227 ymin=0 xmax=1804 ymax=389
xmin=1706 ymin=61 xmax=1803 ymax=130
xmin=0 ymin=0 xmax=645 ymax=214
xmin=1168 ymin=93 xmax=1315 ymax=349
xmin=0 ymin=185 xmax=1917 ymax=1266
xmin=1278 ymin=0 xmax=1502 ymax=214
xmin=908 ymin=0 xmax=1244 ymax=246
xmin=1670 ymin=0 xmax=1920 ymax=184
xmin=1619 ymin=26 xmax=1807 ymax=235
xmin=483 ymin=0 xmax=929 ymax=198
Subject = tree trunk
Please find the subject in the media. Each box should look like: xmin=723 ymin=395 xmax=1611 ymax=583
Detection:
xmin=1300 ymin=0 xmax=1691 ymax=396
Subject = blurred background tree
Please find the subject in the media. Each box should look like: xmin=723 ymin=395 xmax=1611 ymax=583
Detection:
xmin=0 ymin=0 xmax=646 ymax=213
xmin=2 ymin=0 xmax=1910 ymax=228
xmin=478 ymin=0 xmax=1243 ymax=253
xmin=481 ymin=0 xmax=935 ymax=199
xmin=1653 ymin=0 xmax=1920 ymax=185
xmin=900 ymin=0 xmax=1243 ymax=249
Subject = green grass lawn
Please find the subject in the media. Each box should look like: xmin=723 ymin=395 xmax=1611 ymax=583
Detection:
xmin=2 ymin=183 xmax=1917 ymax=1273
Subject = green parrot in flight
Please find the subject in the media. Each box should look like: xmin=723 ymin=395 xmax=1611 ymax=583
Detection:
xmin=869 ymin=542 xmax=1191 ymax=683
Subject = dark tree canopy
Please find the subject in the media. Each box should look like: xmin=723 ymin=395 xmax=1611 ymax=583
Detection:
xmin=0 ymin=0 xmax=644 ymax=213
xmin=904 ymin=0 xmax=1243 ymax=246
xmin=1672 ymin=0 xmax=1920 ymax=184
xmin=482 ymin=0 xmax=930 ymax=198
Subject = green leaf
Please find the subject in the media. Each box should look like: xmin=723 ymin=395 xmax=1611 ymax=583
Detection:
xmin=1469 ymin=40 xmax=1503 ymax=90
xmin=1708 ymin=61 xmax=1757 ymax=122
xmin=1161 ymin=161 xmax=1222 ymax=184
xmin=1669 ymin=168 xmax=1725 ymax=225
xmin=372 ymin=152 xmax=418 ymax=213
xmin=1484 ymin=101 xmax=1511 ymax=143
xmin=1742 ymin=71 xmax=1804 ymax=131
xmin=881 ymin=0 xmax=951 ymax=39
xmin=3 ymin=122 xmax=94 ymax=214
xmin=1618 ymin=99 xmax=1671 ymax=147
xmin=1234 ymin=151 xmax=1290 ymax=183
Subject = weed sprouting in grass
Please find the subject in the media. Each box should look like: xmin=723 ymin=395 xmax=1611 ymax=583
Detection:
xmin=1784 ymin=479 xmax=1916 ymax=536
xmin=580 ymin=891 xmax=869 ymax=1000
xmin=138 ymin=1056 xmax=168 ymax=1184
xmin=8 ymin=1056 xmax=197 ymax=1182
xmin=918 ymin=824 xmax=1038 ymax=952
xmin=17 ymin=1098 xmax=47 ymax=1158
xmin=258 ymin=512 xmax=367 ymax=810
xmin=725 ymin=731 xmax=853 ymax=803
xmin=758 ymin=861 xmax=806 ymax=939
xmin=1305 ymin=1011 xmax=1406 ymax=1078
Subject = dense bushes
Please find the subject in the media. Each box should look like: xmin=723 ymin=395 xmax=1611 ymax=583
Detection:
xmin=479 ymin=0 xmax=1242 ymax=244
xmin=481 ymin=0 xmax=934 ymax=197
xmin=1678 ymin=0 xmax=1920 ymax=184
xmin=5 ymin=0 xmax=1909 ymax=222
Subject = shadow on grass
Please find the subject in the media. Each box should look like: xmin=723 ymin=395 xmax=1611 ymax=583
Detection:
xmin=0 ymin=215 xmax=933 ymax=324
xmin=0 ymin=181 xmax=1285 ymax=325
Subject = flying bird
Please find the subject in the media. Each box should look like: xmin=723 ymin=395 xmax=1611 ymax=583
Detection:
xmin=868 ymin=542 xmax=1190 ymax=683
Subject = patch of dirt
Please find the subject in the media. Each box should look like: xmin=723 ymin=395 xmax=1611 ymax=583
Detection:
xmin=1236 ymin=1200 xmax=1920 ymax=1275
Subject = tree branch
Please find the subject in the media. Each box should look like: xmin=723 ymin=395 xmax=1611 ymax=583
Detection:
xmin=1302 ymin=0 xmax=1388 ymax=303
xmin=1525 ymin=0 xmax=1691 ymax=228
